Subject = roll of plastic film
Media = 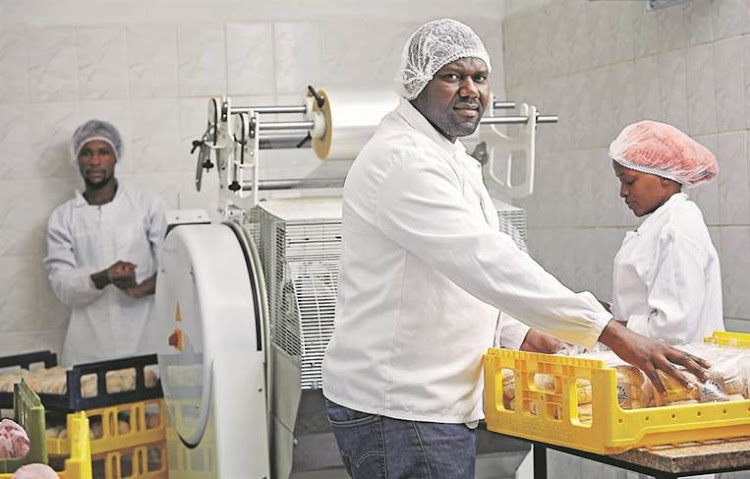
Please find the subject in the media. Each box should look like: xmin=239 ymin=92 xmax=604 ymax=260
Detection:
xmin=311 ymin=88 xmax=399 ymax=160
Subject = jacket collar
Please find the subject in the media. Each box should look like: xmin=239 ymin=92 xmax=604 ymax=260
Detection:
xmin=637 ymin=192 xmax=688 ymax=233
xmin=74 ymin=182 xmax=124 ymax=208
xmin=394 ymin=98 xmax=467 ymax=158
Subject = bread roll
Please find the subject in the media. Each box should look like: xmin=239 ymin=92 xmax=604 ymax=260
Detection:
xmin=12 ymin=463 xmax=60 ymax=479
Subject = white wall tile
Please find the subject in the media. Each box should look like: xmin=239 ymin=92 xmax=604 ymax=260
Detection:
xmin=319 ymin=20 xmax=413 ymax=90
xmin=712 ymin=0 xmax=747 ymax=40
xmin=0 ymin=105 xmax=32 ymax=180
xmin=634 ymin=7 xmax=659 ymax=59
xmin=569 ymin=1 xmax=594 ymax=73
xmin=0 ymin=26 xmax=29 ymax=104
xmin=27 ymin=102 xmax=80 ymax=179
xmin=129 ymin=100 xmax=183 ymax=174
xmin=606 ymin=62 xmax=637 ymax=141
xmin=713 ymin=36 xmax=745 ymax=132
xmin=27 ymin=27 xmax=78 ymax=102
xmin=0 ymin=257 xmax=36 ymax=331
xmin=685 ymin=43 xmax=716 ymax=136
xmin=226 ymin=23 xmax=275 ymax=96
xmin=0 ymin=178 xmax=76 ymax=257
xmin=273 ymin=22 xmax=320 ymax=95
xmin=657 ymin=49 xmax=689 ymax=133
xmin=633 ymin=56 xmax=661 ymax=121
xmin=685 ymin=0 xmax=714 ymax=46
xmin=76 ymin=26 xmax=128 ymax=100
xmin=0 ymin=329 xmax=66 ymax=357
xmin=688 ymin=135 xmax=720 ymax=225
xmin=656 ymin=4 xmax=687 ymax=52
xmin=127 ymin=24 xmax=179 ymax=99
xmin=745 ymin=34 xmax=750 ymax=129
xmin=717 ymin=131 xmax=750 ymax=225
xmin=177 ymin=24 xmax=226 ymax=97
xmin=720 ymin=226 xmax=750 ymax=319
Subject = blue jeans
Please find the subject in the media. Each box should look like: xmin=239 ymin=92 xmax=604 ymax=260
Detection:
xmin=325 ymin=398 xmax=477 ymax=478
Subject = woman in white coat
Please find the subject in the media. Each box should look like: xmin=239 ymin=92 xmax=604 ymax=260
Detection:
xmin=609 ymin=120 xmax=723 ymax=346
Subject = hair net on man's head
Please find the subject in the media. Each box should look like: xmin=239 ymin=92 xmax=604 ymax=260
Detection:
xmin=395 ymin=18 xmax=492 ymax=100
xmin=609 ymin=120 xmax=718 ymax=187
xmin=72 ymin=119 xmax=123 ymax=162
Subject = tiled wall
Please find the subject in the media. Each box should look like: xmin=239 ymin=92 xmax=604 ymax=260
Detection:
xmin=504 ymin=0 xmax=750 ymax=332
xmin=0 ymin=1 xmax=505 ymax=357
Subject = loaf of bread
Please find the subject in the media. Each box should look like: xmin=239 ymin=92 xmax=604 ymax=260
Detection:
xmin=615 ymin=365 xmax=645 ymax=409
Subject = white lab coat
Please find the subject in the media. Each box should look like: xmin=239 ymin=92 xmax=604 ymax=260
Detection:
xmin=322 ymin=99 xmax=612 ymax=424
xmin=45 ymin=184 xmax=166 ymax=365
xmin=612 ymin=193 xmax=724 ymax=345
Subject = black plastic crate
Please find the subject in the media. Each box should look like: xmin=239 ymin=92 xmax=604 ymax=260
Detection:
xmin=0 ymin=353 xmax=163 ymax=411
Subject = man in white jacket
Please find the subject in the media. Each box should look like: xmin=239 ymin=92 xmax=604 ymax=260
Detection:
xmin=45 ymin=120 xmax=165 ymax=366
xmin=322 ymin=19 xmax=710 ymax=479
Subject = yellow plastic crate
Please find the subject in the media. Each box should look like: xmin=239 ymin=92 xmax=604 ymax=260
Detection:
xmin=48 ymin=399 xmax=165 ymax=456
xmin=91 ymin=441 xmax=167 ymax=479
xmin=483 ymin=331 xmax=750 ymax=455
xmin=0 ymin=412 xmax=92 ymax=479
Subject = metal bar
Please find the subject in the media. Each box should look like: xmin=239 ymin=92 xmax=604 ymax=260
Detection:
xmin=258 ymin=120 xmax=315 ymax=132
xmin=242 ymin=177 xmax=346 ymax=190
xmin=533 ymin=444 xmax=547 ymax=479
xmin=480 ymin=114 xmax=558 ymax=125
xmin=259 ymin=134 xmax=311 ymax=150
xmin=493 ymin=100 xmax=516 ymax=109
xmin=254 ymin=115 xmax=558 ymax=134
xmin=231 ymin=105 xmax=307 ymax=114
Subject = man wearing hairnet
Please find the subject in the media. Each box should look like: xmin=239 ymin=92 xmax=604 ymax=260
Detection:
xmin=322 ymin=19 xmax=711 ymax=478
xmin=44 ymin=120 xmax=166 ymax=366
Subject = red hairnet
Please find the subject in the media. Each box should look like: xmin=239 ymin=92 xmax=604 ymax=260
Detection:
xmin=609 ymin=120 xmax=718 ymax=186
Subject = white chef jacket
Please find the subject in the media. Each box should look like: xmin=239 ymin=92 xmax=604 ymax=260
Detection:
xmin=45 ymin=184 xmax=166 ymax=365
xmin=613 ymin=193 xmax=724 ymax=345
xmin=322 ymin=99 xmax=612 ymax=423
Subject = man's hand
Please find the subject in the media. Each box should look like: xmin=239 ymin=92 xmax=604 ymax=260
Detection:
xmin=520 ymin=329 xmax=564 ymax=354
xmin=598 ymin=320 xmax=710 ymax=394
xmin=107 ymin=261 xmax=137 ymax=290
xmin=91 ymin=261 xmax=137 ymax=290
xmin=125 ymin=273 xmax=157 ymax=299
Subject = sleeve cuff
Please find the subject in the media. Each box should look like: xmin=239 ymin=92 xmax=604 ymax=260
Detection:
xmin=496 ymin=312 xmax=531 ymax=349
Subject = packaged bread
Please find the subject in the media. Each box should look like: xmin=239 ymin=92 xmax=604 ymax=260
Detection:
xmin=615 ymin=365 xmax=645 ymax=409
xmin=0 ymin=369 xmax=30 ymax=393
xmin=533 ymin=374 xmax=592 ymax=404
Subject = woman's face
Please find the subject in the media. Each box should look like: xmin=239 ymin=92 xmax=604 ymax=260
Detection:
xmin=612 ymin=161 xmax=681 ymax=217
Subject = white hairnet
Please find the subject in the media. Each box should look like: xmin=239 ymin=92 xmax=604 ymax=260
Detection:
xmin=72 ymin=119 xmax=123 ymax=162
xmin=609 ymin=120 xmax=718 ymax=187
xmin=395 ymin=19 xmax=492 ymax=100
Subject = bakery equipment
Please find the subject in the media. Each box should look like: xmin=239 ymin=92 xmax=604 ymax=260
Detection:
xmin=155 ymin=86 xmax=557 ymax=478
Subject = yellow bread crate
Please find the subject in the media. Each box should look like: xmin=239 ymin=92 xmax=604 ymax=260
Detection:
xmin=48 ymin=399 xmax=165 ymax=456
xmin=0 ymin=412 xmax=92 ymax=479
xmin=483 ymin=331 xmax=750 ymax=455
xmin=58 ymin=413 xmax=93 ymax=479
xmin=91 ymin=441 xmax=167 ymax=479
